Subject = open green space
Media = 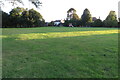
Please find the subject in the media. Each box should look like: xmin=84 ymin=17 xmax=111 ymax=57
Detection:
xmin=2 ymin=27 xmax=119 ymax=78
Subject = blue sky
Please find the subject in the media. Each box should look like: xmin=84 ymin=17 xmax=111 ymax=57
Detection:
xmin=1 ymin=0 xmax=120 ymax=22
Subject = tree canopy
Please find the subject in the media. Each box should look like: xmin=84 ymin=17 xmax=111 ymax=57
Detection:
xmin=81 ymin=8 xmax=92 ymax=26
xmin=92 ymin=19 xmax=103 ymax=27
xmin=65 ymin=8 xmax=80 ymax=27
xmin=67 ymin=8 xmax=80 ymax=20
xmin=2 ymin=11 xmax=9 ymax=27
xmin=2 ymin=7 xmax=45 ymax=28
xmin=1 ymin=6 xmax=119 ymax=28
xmin=104 ymin=11 xmax=118 ymax=27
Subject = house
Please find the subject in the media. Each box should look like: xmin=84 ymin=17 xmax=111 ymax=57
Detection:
xmin=92 ymin=17 xmax=97 ymax=22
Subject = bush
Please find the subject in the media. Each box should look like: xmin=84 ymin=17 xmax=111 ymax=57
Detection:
xmin=103 ymin=20 xmax=118 ymax=27
xmin=92 ymin=19 xmax=103 ymax=27
xmin=64 ymin=20 xmax=82 ymax=27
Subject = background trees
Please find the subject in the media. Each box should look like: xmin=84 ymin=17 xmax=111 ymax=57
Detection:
xmin=118 ymin=18 xmax=120 ymax=27
xmin=28 ymin=9 xmax=45 ymax=27
xmin=81 ymin=8 xmax=92 ymax=26
xmin=1 ymin=0 xmax=43 ymax=28
xmin=21 ymin=9 xmax=31 ymax=27
xmin=2 ymin=7 xmax=45 ymax=28
xmin=64 ymin=8 xmax=119 ymax=27
xmin=9 ymin=7 xmax=25 ymax=27
xmin=2 ymin=11 xmax=9 ymax=28
xmin=65 ymin=8 xmax=80 ymax=27
xmin=103 ymin=11 xmax=118 ymax=27
xmin=2 ymin=6 xmax=119 ymax=28
xmin=65 ymin=8 xmax=93 ymax=27
xmin=92 ymin=19 xmax=103 ymax=27
xmin=67 ymin=8 xmax=80 ymax=20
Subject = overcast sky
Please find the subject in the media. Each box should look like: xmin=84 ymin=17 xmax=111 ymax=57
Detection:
xmin=1 ymin=0 xmax=120 ymax=22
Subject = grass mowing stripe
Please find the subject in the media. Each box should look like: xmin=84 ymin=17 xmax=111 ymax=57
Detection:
xmin=2 ymin=30 xmax=119 ymax=40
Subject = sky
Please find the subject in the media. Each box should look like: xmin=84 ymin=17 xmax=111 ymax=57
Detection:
xmin=1 ymin=0 xmax=120 ymax=22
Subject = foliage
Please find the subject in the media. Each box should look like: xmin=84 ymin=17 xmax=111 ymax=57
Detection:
xmin=67 ymin=8 xmax=76 ymax=13
xmin=72 ymin=13 xmax=80 ymax=20
xmin=67 ymin=8 xmax=80 ymax=20
xmin=2 ymin=7 xmax=120 ymax=28
xmin=3 ymin=0 xmax=41 ymax=8
xmin=9 ymin=7 xmax=25 ymax=27
xmin=30 ymin=0 xmax=42 ymax=8
xmin=64 ymin=20 xmax=81 ymax=27
xmin=26 ymin=9 xmax=45 ymax=27
xmin=48 ymin=21 xmax=54 ymax=26
xmin=103 ymin=20 xmax=118 ymax=27
xmin=2 ymin=7 xmax=45 ymax=28
xmin=103 ymin=11 xmax=118 ymax=27
xmin=92 ymin=19 xmax=104 ymax=27
xmin=105 ymin=11 xmax=117 ymax=21
xmin=81 ymin=8 xmax=92 ymax=26
xmin=2 ymin=11 xmax=10 ymax=28
xmin=21 ymin=10 xmax=30 ymax=27
xmin=65 ymin=8 xmax=80 ymax=27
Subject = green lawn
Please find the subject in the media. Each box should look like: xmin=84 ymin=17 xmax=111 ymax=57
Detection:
xmin=2 ymin=27 xmax=119 ymax=78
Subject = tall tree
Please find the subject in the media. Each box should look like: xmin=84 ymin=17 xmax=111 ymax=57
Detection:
xmin=28 ymin=8 xmax=45 ymax=27
xmin=104 ymin=11 xmax=118 ymax=27
xmin=72 ymin=13 xmax=80 ymax=20
xmin=9 ymin=7 xmax=25 ymax=27
xmin=67 ymin=8 xmax=80 ymax=20
xmin=21 ymin=9 xmax=30 ymax=27
xmin=2 ymin=7 xmax=45 ymax=28
xmin=65 ymin=8 xmax=80 ymax=27
xmin=2 ymin=11 xmax=9 ymax=28
xmin=81 ymin=8 xmax=92 ymax=26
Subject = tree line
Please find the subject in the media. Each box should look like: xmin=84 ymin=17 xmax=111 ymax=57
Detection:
xmin=63 ymin=8 xmax=119 ymax=28
xmin=1 ymin=0 xmax=120 ymax=28
xmin=2 ymin=7 xmax=120 ymax=28
xmin=2 ymin=7 xmax=45 ymax=28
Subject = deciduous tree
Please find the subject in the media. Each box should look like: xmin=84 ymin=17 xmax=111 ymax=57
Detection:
xmin=67 ymin=8 xmax=80 ymax=20
xmin=9 ymin=7 xmax=25 ymax=27
xmin=65 ymin=8 xmax=80 ymax=27
xmin=28 ymin=9 xmax=45 ymax=27
xmin=81 ymin=8 xmax=92 ymax=26
xmin=93 ymin=19 xmax=103 ymax=27
xmin=104 ymin=11 xmax=118 ymax=27
xmin=2 ymin=11 xmax=9 ymax=28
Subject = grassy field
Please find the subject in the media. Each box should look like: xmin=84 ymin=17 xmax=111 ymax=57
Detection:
xmin=2 ymin=27 xmax=119 ymax=78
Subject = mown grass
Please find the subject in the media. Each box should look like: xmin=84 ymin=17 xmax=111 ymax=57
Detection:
xmin=2 ymin=27 xmax=119 ymax=78
xmin=0 ymin=28 xmax=2 ymax=79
